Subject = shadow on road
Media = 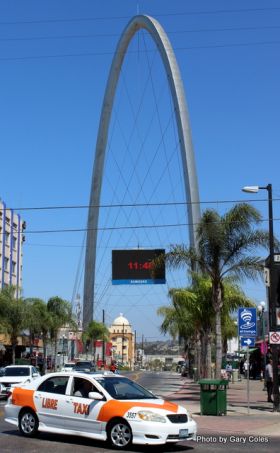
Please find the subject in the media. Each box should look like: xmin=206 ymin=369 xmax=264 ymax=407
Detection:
xmin=2 ymin=429 xmax=195 ymax=452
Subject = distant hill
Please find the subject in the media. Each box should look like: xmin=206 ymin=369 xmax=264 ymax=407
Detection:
xmin=136 ymin=340 xmax=182 ymax=355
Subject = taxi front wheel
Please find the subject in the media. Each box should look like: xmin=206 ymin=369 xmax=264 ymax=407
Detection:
xmin=107 ymin=418 xmax=132 ymax=449
xmin=19 ymin=409 xmax=39 ymax=437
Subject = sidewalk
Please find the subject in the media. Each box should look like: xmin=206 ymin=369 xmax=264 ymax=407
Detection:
xmin=161 ymin=373 xmax=280 ymax=437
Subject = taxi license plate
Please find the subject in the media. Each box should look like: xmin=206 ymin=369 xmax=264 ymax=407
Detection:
xmin=179 ymin=429 xmax=188 ymax=438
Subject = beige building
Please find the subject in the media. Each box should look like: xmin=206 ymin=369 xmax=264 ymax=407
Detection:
xmin=0 ymin=200 xmax=25 ymax=296
xmin=109 ymin=314 xmax=135 ymax=368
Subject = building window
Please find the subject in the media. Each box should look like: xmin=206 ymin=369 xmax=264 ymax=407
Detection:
xmin=5 ymin=216 xmax=10 ymax=225
xmin=5 ymin=232 xmax=10 ymax=245
xmin=13 ymin=236 xmax=17 ymax=249
xmin=12 ymin=261 xmax=16 ymax=274
xmin=4 ymin=257 xmax=9 ymax=271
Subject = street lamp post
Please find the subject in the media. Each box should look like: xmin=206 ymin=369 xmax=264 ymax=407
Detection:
xmin=257 ymin=301 xmax=266 ymax=385
xmin=242 ymin=184 xmax=279 ymax=411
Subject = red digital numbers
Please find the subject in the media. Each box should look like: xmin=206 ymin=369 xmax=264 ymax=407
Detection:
xmin=128 ymin=261 xmax=153 ymax=271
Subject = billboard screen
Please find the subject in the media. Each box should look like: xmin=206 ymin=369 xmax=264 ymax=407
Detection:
xmin=112 ymin=249 xmax=165 ymax=285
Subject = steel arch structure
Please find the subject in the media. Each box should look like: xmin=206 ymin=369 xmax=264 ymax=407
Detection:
xmin=83 ymin=14 xmax=201 ymax=326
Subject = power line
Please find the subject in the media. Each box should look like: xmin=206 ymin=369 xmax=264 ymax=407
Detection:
xmin=0 ymin=7 xmax=279 ymax=25
xmin=2 ymin=217 xmax=280 ymax=235
xmin=1 ymin=196 xmax=279 ymax=212
xmin=2 ymin=24 xmax=280 ymax=42
xmin=1 ymin=39 xmax=280 ymax=62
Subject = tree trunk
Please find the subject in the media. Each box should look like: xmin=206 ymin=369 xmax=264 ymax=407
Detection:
xmin=53 ymin=334 xmax=58 ymax=371
xmin=11 ymin=334 xmax=18 ymax=365
xmin=213 ymin=282 xmax=223 ymax=379
xmin=200 ymin=330 xmax=212 ymax=378
xmin=29 ymin=331 xmax=33 ymax=363
xmin=200 ymin=332 xmax=206 ymax=378
xmin=195 ymin=334 xmax=201 ymax=380
xmin=12 ymin=344 xmax=16 ymax=364
xmin=205 ymin=329 xmax=212 ymax=378
xmin=42 ymin=336 xmax=47 ymax=375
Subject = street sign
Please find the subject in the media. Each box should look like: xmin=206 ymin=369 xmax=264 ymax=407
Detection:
xmin=238 ymin=307 xmax=257 ymax=337
xmin=269 ymin=331 xmax=280 ymax=344
xmin=240 ymin=337 xmax=255 ymax=348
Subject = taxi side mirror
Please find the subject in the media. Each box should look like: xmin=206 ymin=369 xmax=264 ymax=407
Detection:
xmin=88 ymin=391 xmax=104 ymax=400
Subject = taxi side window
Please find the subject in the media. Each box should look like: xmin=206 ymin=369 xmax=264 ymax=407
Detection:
xmin=73 ymin=377 xmax=100 ymax=398
xmin=38 ymin=376 xmax=69 ymax=395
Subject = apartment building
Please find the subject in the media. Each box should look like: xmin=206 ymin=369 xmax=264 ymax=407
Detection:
xmin=0 ymin=199 xmax=25 ymax=296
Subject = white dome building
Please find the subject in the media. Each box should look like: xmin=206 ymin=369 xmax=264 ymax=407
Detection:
xmin=109 ymin=313 xmax=134 ymax=368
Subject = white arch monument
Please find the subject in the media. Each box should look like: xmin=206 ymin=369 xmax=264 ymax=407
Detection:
xmin=83 ymin=15 xmax=201 ymax=326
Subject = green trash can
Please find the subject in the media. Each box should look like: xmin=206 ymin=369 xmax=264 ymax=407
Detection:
xmin=199 ymin=379 xmax=228 ymax=415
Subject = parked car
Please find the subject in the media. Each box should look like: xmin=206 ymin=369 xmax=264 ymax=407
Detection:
xmin=181 ymin=362 xmax=189 ymax=377
xmin=60 ymin=363 xmax=75 ymax=372
xmin=0 ymin=365 xmax=40 ymax=399
xmin=5 ymin=371 xmax=197 ymax=448
xmin=72 ymin=360 xmax=96 ymax=373
xmin=176 ymin=361 xmax=185 ymax=373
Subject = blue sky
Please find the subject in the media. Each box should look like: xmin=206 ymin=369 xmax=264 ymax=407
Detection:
xmin=1 ymin=1 xmax=280 ymax=341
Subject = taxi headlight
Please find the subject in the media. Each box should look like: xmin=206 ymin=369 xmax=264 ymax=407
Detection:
xmin=137 ymin=410 xmax=166 ymax=423
xmin=187 ymin=410 xmax=193 ymax=421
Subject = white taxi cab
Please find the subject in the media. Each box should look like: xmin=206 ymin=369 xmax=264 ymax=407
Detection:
xmin=5 ymin=371 xmax=196 ymax=449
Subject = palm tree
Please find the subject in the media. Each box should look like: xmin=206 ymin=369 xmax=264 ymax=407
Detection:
xmin=161 ymin=203 xmax=269 ymax=378
xmin=24 ymin=298 xmax=45 ymax=359
xmin=158 ymin=274 xmax=255 ymax=379
xmin=24 ymin=298 xmax=51 ymax=374
xmin=172 ymin=280 xmax=213 ymax=378
xmin=0 ymin=286 xmax=27 ymax=364
xmin=47 ymin=297 xmax=75 ymax=371
xmin=82 ymin=320 xmax=109 ymax=363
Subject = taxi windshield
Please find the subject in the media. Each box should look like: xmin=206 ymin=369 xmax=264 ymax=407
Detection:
xmin=97 ymin=377 xmax=157 ymax=400
xmin=4 ymin=367 xmax=30 ymax=377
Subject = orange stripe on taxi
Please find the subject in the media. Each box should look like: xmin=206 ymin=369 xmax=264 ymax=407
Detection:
xmin=11 ymin=388 xmax=36 ymax=412
xmin=97 ymin=400 xmax=178 ymax=422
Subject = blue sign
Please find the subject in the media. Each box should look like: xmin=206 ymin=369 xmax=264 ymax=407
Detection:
xmin=238 ymin=307 xmax=257 ymax=337
xmin=241 ymin=337 xmax=256 ymax=348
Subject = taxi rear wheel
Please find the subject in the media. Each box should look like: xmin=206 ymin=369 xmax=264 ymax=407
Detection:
xmin=19 ymin=409 xmax=39 ymax=437
xmin=107 ymin=418 xmax=132 ymax=449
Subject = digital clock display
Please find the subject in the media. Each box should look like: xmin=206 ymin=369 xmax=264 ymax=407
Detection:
xmin=112 ymin=249 xmax=165 ymax=285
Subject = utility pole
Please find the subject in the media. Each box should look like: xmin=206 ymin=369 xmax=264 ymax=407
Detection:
xmin=102 ymin=309 xmax=105 ymax=368
xmin=242 ymin=184 xmax=280 ymax=411
xmin=122 ymin=323 xmax=124 ymax=365
xmin=142 ymin=334 xmax=144 ymax=368
xmin=134 ymin=330 xmax=137 ymax=367
xmin=266 ymin=184 xmax=280 ymax=412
